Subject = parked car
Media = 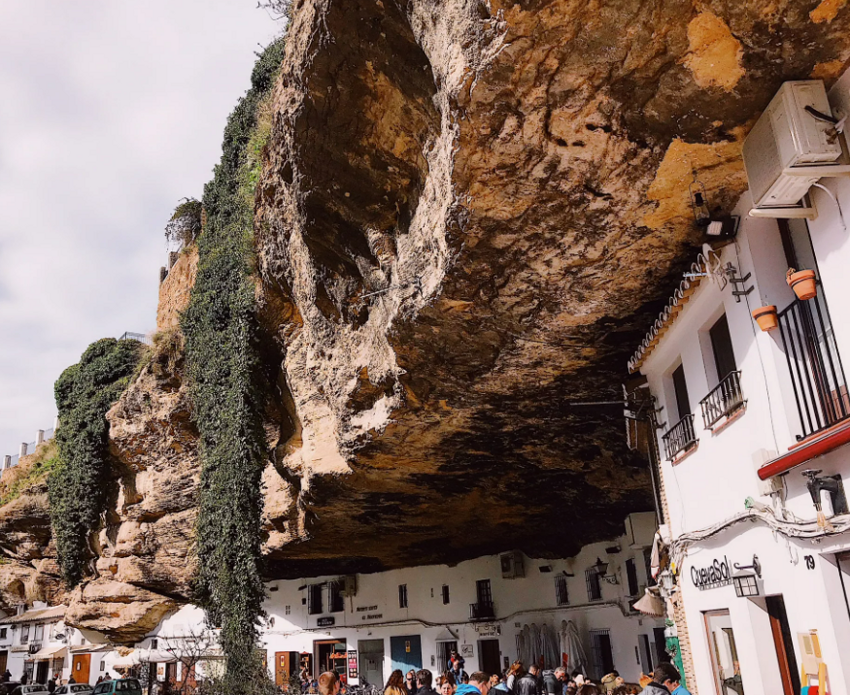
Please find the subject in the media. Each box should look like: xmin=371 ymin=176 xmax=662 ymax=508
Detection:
xmin=0 ymin=683 xmax=21 ymax=695
xmin=55 ymin=685 xmax=94 ymax=695
xmin=10 ymin=686 xmax=50 ymax=695
xmin=91 ymin=680 xmax=142 ymax=695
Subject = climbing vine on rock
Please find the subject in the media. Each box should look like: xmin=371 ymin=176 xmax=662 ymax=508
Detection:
xmin=48 ymin=338 xmax=145 ymax=586
xmin=182 ymin=37 xmax=285 ymax=695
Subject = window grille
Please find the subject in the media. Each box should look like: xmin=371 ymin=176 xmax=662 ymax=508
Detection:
xmin=585 ymin=568 xmax=602 ymax=601
xmin=555 ymin=575 xmax=569 ymax=606
xmin=398 ymin=584 xmax=408 ymax=609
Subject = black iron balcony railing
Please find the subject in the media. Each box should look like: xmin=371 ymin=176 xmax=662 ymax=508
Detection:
xmin=700 ymin=371 xmax=745 ymax=429
xmin=778 ymin=294 xmax=850 ymax=440
xmin=469 ymin=601 xmax=495 ymax=621
xmin=662 ymin=414 xmax=697 ymax=460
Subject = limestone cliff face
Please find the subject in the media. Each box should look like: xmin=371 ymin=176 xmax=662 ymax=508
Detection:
xmin=3 ymin=0 xmax=850 ymax=642
xmin=254 ymin=0 xmax=850 ymax=575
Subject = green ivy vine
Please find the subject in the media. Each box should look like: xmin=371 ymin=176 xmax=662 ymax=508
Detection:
xmin=182 ymin=38 xmax=285 ymax=694
xmin=48 ymin=338 xmax=145 ymax=586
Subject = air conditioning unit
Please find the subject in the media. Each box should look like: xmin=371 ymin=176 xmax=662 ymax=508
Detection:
xmin=339 ymin=575 xmax=358 ymax=598
xmin=500 ymin=551 xmax=525 ymax=579
xmin=28 ymin=642 xmax=40 ymax=655
xmin=743 ymin=80 xmax=850 ymax=218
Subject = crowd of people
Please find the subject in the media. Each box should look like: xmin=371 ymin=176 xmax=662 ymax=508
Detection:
xmin=306 ymin=652 xmax=690 ymax=695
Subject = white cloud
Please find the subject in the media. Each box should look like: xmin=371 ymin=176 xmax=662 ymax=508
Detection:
xmin=0 ymin=0 xmax=280 ymax=455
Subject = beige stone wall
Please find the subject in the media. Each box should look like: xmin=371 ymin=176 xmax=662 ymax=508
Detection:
xmin=156 ymin=246 xmax=199 ymax=333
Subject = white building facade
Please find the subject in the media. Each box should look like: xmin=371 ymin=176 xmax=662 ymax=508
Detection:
xmin=631 ymin=73 xmax=850 ymax=695
xmin=259 ymin=513 xmax=663 ymax=688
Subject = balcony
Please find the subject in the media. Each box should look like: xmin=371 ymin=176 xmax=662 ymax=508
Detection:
xmin=469 ymin=602 xmax=495 ymax=621
xmin=700 ymin=371 xmax=745 ymax=429
xmin=777 ymin=295 xmax=850 ymax=440
xmin=662 ymin=414 xmax=697 ymax=461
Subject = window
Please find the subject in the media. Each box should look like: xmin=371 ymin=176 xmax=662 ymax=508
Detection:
xmin=476 ymin=579 xmax=492 ymax=606
xmin=328 ymin=581 xmax=345 ymax=613
xmin=308 ymin=584 xmax=324 ymax=615
xmin=555 ymin=575 xmax=569 ymax=606
xmin=21 ymin=624 xmax=29 ymax=644
xmin=671 ymin=364 xmax=691 ymax=420
xmin=0 ymin=628 xmax=6 ymax=639
xmin=285 ymin=605 xmax=291 ymax=615
xmin=34 ymin=624 xmax=44 ymax=642
xmin=100 ymin=661 xmax=106 ymax=672
xmin=709 ymin=315 xmax=737 ymax=382
xmin=625 ymin=559 xmax=639 ymax=597
xmin=150 ymin=638 xmax=158 ymax=649
xmin=442 ymin=585 xmax=450 ymax=605
xmin=585 ymin=568 xmax=602 ymax=601
xmin=398 ymin=584 xmax=408 ymax=609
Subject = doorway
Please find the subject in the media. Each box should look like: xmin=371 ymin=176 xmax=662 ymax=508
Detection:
xmin=276 ymin=651 xmax=300 ymax=689
xmin=315 ymin=640 xmax=347 ymax=678
xmin=766 ymin=596 xmax=800 ymax=695
xmin=358 ymin=639 xmax=385 ymax=687
xmin=704 ymin=610 xmax=744 ymax=695
xmin=0 ymin=651 xmax=7 ymax=675
xmin=390 ymin=636 xmax=422 ymax=674
xmin=478 ymin=640 xmax=500 ymax=676
xmin=36 ymin=661 xmax=49 ymax=684
xmin=72 ymin=654 xmax=91 ymax=685
xmin=638 ymin=634 xmax=653 ymax=675
xmin=589 ymin=630 xmax=614 ymax=681
xmin=437 ymin=641 xmax=458 ymax=674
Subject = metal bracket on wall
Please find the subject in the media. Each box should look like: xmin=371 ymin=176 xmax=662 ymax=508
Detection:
xmin=725 ymin=263 xmax=754 ymax=303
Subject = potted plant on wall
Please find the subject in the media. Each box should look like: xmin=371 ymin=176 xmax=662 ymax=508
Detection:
xmin=752 ymin=305 xmax=778 ymax=332
xmin=786 ymin=268 xmax=818 ymax=300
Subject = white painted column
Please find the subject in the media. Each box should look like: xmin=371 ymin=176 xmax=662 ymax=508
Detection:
xmin=19 ymin=442 xmax=27 ymax=458
xmin=36 ymin=430 xmax=44 ymax=447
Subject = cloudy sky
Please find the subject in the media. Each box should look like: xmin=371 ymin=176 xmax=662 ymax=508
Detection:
xmin=0 ymin=2 xmax=280 ymax=457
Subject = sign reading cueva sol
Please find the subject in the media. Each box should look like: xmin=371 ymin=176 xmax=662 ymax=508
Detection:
xmin=690 ymin=556 xmax=732 ymax=590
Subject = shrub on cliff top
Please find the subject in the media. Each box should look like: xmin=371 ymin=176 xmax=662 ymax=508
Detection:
xmin=48 ymin=337 xmax=145 ymax=586
xmin=182 ymin=36 xmax=284 ymax=695
xmin=165 ymin=197 xmax=204 ymax=247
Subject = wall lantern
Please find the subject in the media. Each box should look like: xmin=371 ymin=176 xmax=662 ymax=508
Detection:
xmin=732 ymin=555 xmax=762 ymax=598
xmin=689 ymin=170 xmax=711 ymax=228
xmin=593 ymin=557 xmax=618 ymax=585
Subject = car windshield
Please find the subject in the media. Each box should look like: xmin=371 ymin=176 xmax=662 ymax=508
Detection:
xmin=115 ymin=681 xmax=141 ymax=694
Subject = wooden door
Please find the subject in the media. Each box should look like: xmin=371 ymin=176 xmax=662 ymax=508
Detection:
xmin=0 ymin=650 xmax=7 ymax=674
xmin=72 ymin=654 xmax=91 ymax=685
xmin=478 ymin=640 xmax=501 ymax=676
xmin=276 ymin=652 xmax=291 ymax=688
xmin=767 ymin=596 xmax=800 ymax=695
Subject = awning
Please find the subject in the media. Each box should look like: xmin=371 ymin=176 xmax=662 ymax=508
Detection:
xmin=758 ymin=418 xmax=850 ymax=479
xmin=29 ymin=646 xmax=67 ymax=661
xmin=111 ymin=651 xmax=140 ymax=669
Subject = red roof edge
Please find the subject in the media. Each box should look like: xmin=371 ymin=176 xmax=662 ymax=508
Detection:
xmin=758 ymin=418 xmax=850 ymax=480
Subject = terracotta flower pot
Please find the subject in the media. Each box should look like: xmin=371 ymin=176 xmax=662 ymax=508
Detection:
xmin=752 ymin=305 xmax=778 ymax=332
xmin=786 ymin=268 xmax=817 ymax=301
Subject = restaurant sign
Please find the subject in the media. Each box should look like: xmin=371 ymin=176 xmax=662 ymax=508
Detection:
xmin=690 ymin=556 xmax=732 ymax=590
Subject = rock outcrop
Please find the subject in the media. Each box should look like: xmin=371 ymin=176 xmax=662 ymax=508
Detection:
xmin=4 ymin=0 xmax=850 ymax=641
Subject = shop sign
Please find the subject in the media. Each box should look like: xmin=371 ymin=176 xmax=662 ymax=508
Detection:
xmin=690 ymin=556 xmax=732 ymax=590
xmin=460 ymin=644 xmax=474 ymax=658
xmin=356 ymin=605 xmax=379 ymax=612
xmin=156 ymin=664 xmax=166 ymax=681
xmin=317 ymin=617 xmax=336 ymax=627
xmin=475 ymin=624 xmax=501 ymax=636
xmin=348 ymin=651 xmax=358 ymax=679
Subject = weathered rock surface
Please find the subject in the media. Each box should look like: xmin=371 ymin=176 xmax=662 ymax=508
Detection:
xmin=157 ymin=246 xmax=199 ymax=333
xmin=4 ymin=0 xmax=850 ymax=639
xmin=254 ymin=0 xmax=850 ymax=575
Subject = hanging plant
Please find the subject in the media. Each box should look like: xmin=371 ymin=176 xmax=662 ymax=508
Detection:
xmin=751 ymin=305 xmax=778 ymax=332
xmin=181 ymin=37 xmax=285 ymax=695
xmin=786 ymin=268 xmax=817 ymax=301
